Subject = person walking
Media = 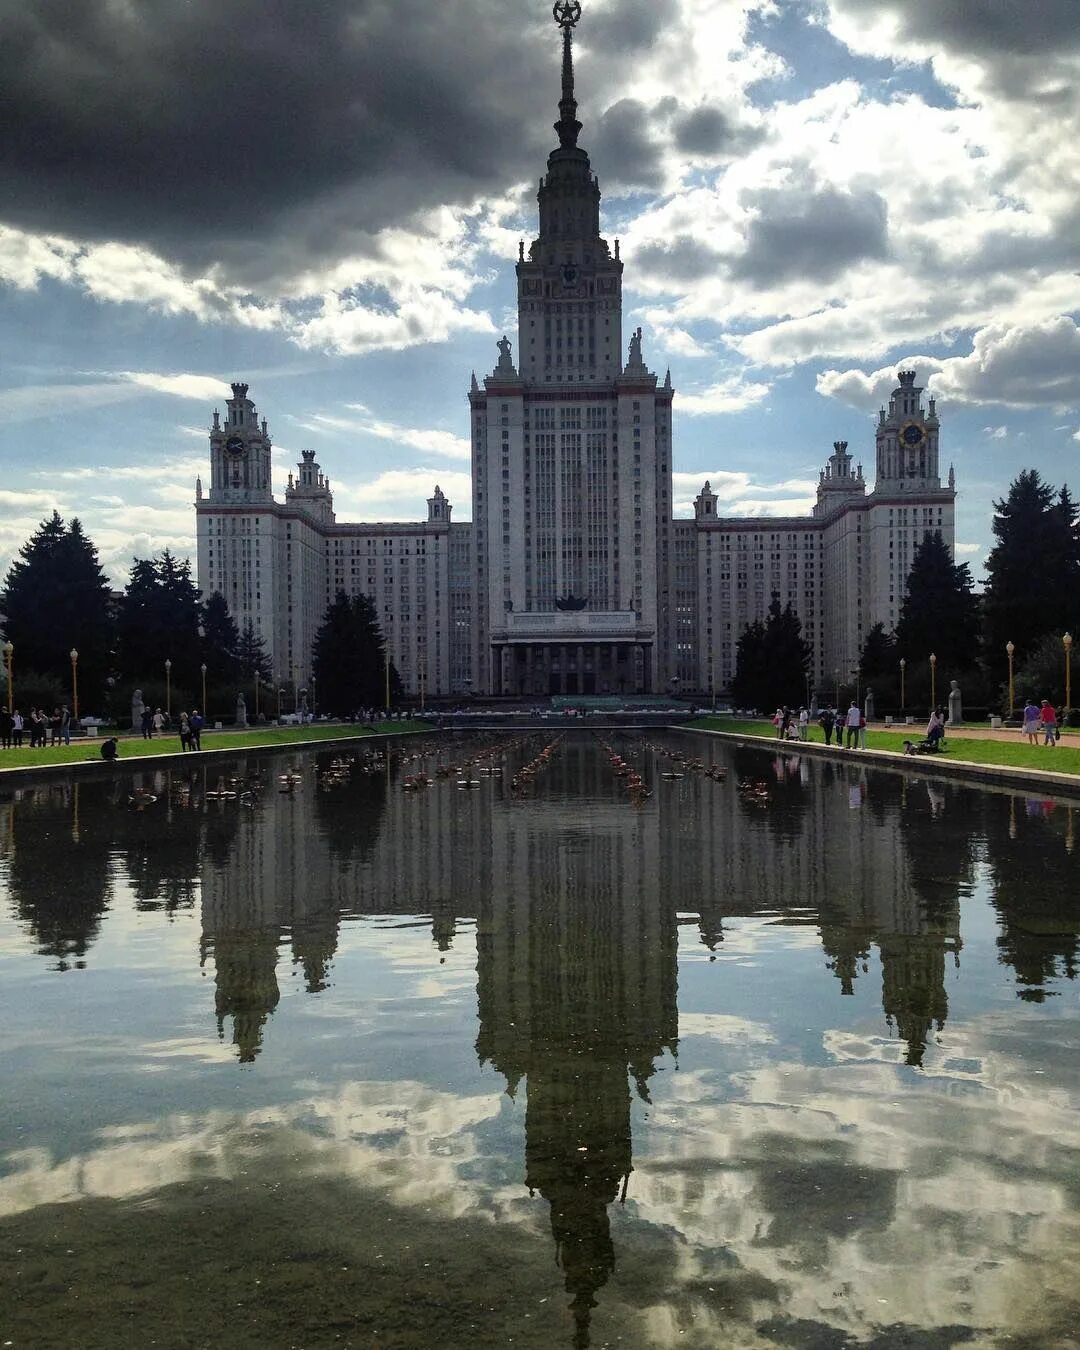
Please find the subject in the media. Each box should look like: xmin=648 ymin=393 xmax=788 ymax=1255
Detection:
xmin=141 ymin=705 xmax=153 ymax=739
xmin=152 ymin=707 xmax=165 ymax=737
xmin=1022 ymin=699 xmax=1041 ymax=745
xmin=12 ymin=709 xmax=24 ymax=747
xmin=819 ymin=707 xmax=835 ymax=746
xmin=178 ymin=711 xmax=191 ymax=752
xmin=845 ymin=701 xmax=861 ymax=748
xmin=60 ymin=705 xmax=71 ymax=746
xmin=0 ymin=707 xmax=11 ymax=750
xmin=1039 ymin=699 xmax=1058 ymax=746
xmin=189 ymin=708 xmax=203 ymax=751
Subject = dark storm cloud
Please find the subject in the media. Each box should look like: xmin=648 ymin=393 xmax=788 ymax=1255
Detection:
xmin=732 ymin=185 xmax=889 ymax=287
xmin=589 ymin=99 xmax=666 ymax=191
xmin=835 ymin=0 xmax=1080 ymax=59
xmin=633 ymin=236 xmax=725 ymax=284
xmin=831 ymin=0 xmax=1080 ymax=103
xmin=0 ymin=0 xmax=561 ymax=286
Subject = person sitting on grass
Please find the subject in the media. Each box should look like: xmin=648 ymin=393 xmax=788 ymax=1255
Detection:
xmin=100 ymin=737 xmax=119 ymax=761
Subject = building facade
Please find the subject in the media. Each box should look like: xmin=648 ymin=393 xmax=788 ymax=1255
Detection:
xmin=195 ymin=9 xmax=954 ymax=704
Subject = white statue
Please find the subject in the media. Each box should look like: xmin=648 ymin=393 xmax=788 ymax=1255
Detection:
xmin=131 ymin=688 xmax=145 ymax=731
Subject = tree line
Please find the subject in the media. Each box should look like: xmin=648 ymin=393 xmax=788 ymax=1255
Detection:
xmin=0 ymin=512 xmax=273 ymax=719
xmin=0 ymin=511 xmax=399 ymax=722
xmin=733 ymin=469 xmax=1080 ymax=717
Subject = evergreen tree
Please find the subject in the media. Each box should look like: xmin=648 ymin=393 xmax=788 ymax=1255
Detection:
xmin=0 ymin=512 xmax=115 ymax=710
xmin=894 ymin=530 xmax=980 ymax=680
xmin=859 ymin=621 xmax=897 ymax=681
xmin=200 ymin=592 xmax=241 ymax=683
xmin=236 ymin=619 xmax=273 ymax=682
xmin=983 ymin=470 xmax=1074 ymax=665
xmin=731 ymin=594 xmax=812 ymax=711
xmin=312 ymin=591 xmax=399 ymax=713
xmin=119 ymin=549 xmax=203 ymax=692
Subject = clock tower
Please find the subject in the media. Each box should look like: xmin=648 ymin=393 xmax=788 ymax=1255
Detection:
xmin=874 ymin=370 xmax=941 ymax=492
xmin=207 ymin=382 xmax=273 ymax=503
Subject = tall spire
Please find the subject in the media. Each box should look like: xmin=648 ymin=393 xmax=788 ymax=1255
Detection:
xmin=553 ymin=2 xmax=583 ymax=148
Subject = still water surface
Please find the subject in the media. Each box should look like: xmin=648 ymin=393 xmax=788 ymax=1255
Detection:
xmin=1 ymin=733 xmax=1078 ymax=1349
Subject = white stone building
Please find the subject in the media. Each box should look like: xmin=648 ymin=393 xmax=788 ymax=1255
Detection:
xmin=195 ymin=10 xmax=954 ymax=703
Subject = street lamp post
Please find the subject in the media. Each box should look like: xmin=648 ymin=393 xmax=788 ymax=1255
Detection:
xmin=385 ymin=642 xmax=391 ymax=713
xmin=899 ymin=657 xmax=906 ymax=716
xmin=1064 ymin=632 xmax=1073 ymax=715
xmin=254 ymin=670 xmax=260 ymax=719
xmin=929 ymin=652 xmax=937 ymax=711
xmin=311 ymin=674 xmax=316 ymax=719
xmin=708 ymin=651 xmax=715 ymax=713
xmin=164 ymin=658 xmax=172 ymax=717
xmin=200 ymin=663 xmax=207 ymax=717
xmin=277 ymin=685 xmax=284 ymax=720
xmin=3 ymin=640 xmax=13 ymax=713
xmin=1006 ymin=640 xmax=1015 ymax=718
xmin=70 ymin=648 xmax=79 ymax=722
xmin=418 ymin=659 xmax=425 ymax=712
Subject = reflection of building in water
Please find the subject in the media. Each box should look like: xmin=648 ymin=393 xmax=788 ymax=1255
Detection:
xmin=476 ymin=739 xmax=679 ymax=1347
xmin=653 ymin=748 xmax=963 ymax=1066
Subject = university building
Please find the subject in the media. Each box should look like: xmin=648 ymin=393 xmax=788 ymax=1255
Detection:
xmin=195 ymin=8 xmax=955 ymax=703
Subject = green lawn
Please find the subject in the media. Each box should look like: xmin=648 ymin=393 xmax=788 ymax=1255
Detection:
xmin=0 ymin=721 xmax=432 ymax=772
xmin=688 ymin=716 xmax=1080 ymax=775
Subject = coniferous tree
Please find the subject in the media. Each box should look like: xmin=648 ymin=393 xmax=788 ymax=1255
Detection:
xmin=312 ymin=591 xmax=400 ymax=714
xmin=983 ymin=470 xmax=1066 ymax=665
xmin=894 ymin=531 xmax=980 ymax=679
xmin=731 ymin=594 xmax=812 ymax=711
xmin=0 ymin=512 xmax=115 ymax=710
xmin=200 ymin=592 xmax=241 ymax=683
xmin=119 ymin=550 xmax=203 ymax=692
xmin=236 ymin=619 xmax=273 ymax=682
xmin=859 ymin=621 xmax=898 ymax=682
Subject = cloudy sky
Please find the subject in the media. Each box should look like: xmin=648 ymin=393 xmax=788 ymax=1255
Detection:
xmin=2 ymin=0 xmax=1079 ymax=586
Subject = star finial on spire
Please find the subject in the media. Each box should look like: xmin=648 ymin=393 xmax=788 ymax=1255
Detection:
xmin=553 ymin=1 xmax=581 ymax=29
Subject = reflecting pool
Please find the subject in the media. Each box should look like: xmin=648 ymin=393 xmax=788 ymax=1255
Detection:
xmin=1 ymin=733 xmax=1078 ymax=1348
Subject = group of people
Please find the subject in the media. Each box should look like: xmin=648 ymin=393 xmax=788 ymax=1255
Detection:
xmin=139 ymin=705 xmax=205 ymax=750
xmin=0 ymin=705 xmax=74 ymax=748
xmin=772 ymin=707 xmax=811 ymax=741
xmin=816 ymin=703 xmax=869 ymax=749
xmin=1022 ymin=699 xmax=1061 ymax=745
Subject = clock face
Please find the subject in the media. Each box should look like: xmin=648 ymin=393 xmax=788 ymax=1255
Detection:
xmin=224 ymin=435 xmax=245 ymax=458
xmin=899 ymin=421 xmax=925 ymax=448
xmin=562 ymin=265 xmax=578 ymax=285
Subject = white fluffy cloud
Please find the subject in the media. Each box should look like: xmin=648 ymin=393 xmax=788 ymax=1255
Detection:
xmin=817 ymin=317 xmax=1080 ymax=413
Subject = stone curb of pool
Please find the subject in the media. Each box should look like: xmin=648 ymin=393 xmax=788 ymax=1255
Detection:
xmin=677 ymin=725 xmax=1080 ymax=802
xmin=0 ymin=727 xmax=448 ymax=780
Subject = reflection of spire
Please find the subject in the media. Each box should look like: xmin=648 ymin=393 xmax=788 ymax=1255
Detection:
xmin=525 ymin=1059 xmax=630 ymax=1348
xmin=880 ymin=932 xmax=958 ymax=1067
xmin=210 ymin=930 xmax=280 ymax=1063
xmin=474 ymin=748 xmax=678 ymax=1346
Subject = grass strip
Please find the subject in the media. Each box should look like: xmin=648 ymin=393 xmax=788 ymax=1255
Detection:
xmin=0 ymin=721 xmax=432 ymax=771
xmin=688 ymin=717 xmax=1080 ymax=776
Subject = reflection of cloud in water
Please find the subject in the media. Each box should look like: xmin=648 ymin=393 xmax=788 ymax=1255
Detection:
xmin=627 ymin=1021 xmax=1080 ymax=1344
xmin=677 ymin=1013 xmax=775 ymax=1045
xmin=0 ymin=1081 xmax=504 ymax=1223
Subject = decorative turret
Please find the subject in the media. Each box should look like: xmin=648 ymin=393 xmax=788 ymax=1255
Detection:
xmin=285 ymin=449 xmax=335 ymax=525
xmin=694 ymin=480 xmax=718 ymax=521
xmin=427 ymin=485 xmax=452 ymax=524
xmin=814 ymin=440 xmax=866 ymax=517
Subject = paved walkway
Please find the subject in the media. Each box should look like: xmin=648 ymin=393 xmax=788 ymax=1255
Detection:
xmin=870 ymin=721 xmax=1072 ymax=744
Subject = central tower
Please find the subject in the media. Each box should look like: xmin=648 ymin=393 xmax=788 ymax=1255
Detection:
xmin=516 ymin=1 xmax=624 ymax=384
xmin=469 ymin=2 xmax=675 ymax=697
